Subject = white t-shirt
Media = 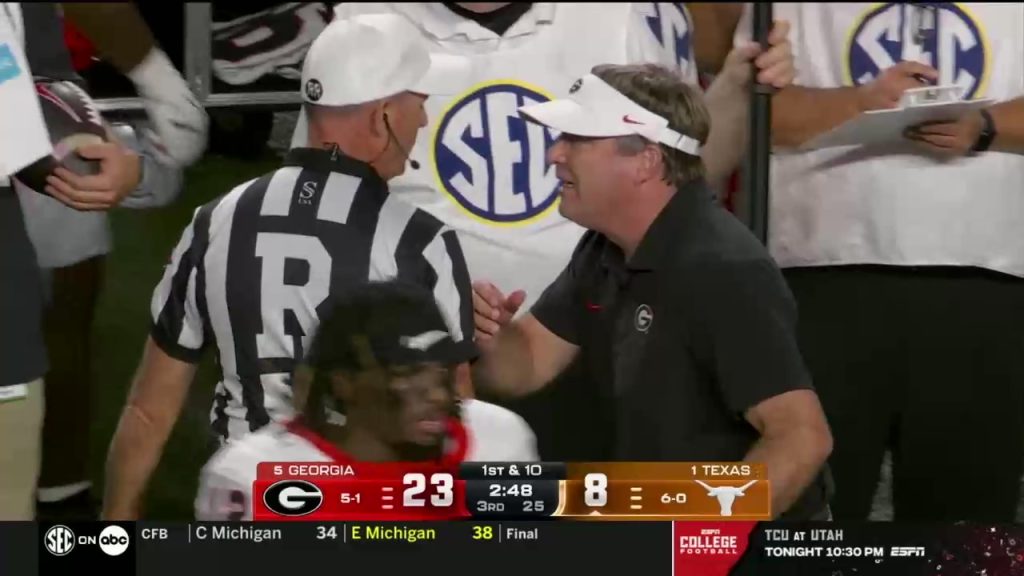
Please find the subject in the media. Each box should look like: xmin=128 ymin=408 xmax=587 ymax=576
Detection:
xmin=292 ymin=3 xmax=698 ymax=312
xmin=0 ymin=2 xmax=51 ymax=181
xmin=736 ymin=3 xmax=1024 ymax=277
xmin=195 ymin=399 xmax=538 ymax=520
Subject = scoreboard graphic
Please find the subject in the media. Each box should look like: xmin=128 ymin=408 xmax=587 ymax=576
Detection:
xmin=22 ymin=461 xmax=1017 ymax=576
xmin=252 ymin=461 xmax=772 ymax=521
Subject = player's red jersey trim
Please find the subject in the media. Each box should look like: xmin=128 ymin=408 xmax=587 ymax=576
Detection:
xmin=284 ymin=419 xmax=356 ymax=463
xmin=284 ymin=416 xmax=471 ymax=467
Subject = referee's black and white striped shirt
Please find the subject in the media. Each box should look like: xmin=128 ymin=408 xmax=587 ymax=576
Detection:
xmin=151 ymin=148 xmax=476 ymax=442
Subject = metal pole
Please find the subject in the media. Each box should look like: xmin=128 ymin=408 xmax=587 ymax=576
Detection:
xmin=184 ymin=3 xmax=212 ymax=104
xmin=748 ymin=3 xmax=773 ymax=246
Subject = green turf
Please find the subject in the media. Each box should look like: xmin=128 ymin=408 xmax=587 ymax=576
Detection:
xmin=89 ymin=151 xmax=281 ymax=520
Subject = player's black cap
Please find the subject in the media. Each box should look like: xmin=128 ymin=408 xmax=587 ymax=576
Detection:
xmin=308 ymin=280 xmax=476 ymax=373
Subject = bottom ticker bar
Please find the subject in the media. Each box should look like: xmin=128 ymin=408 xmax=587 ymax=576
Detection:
xmin=7 ymin=520 xmax=1024 ymax=575
xmin=133 ymin=522 xmax=670 ymax=576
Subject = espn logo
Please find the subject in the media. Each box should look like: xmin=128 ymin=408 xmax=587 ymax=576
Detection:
xmin=890 ymin=546 xmax=926 ymax=557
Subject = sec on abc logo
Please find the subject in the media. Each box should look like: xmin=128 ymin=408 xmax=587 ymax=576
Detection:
xmin=98 ymin=525 xmax=131 ymax=556
xmin=44 ymin=524 xmax=130 ymax=557
xmin=263 ymin=480 xmax=323 ymax=516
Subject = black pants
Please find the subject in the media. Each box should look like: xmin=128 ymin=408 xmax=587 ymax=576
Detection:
xmin=39 ymin=255 xmax=105 ymax=490
xmin=785 ymin=265 xmax=1024 ymax=522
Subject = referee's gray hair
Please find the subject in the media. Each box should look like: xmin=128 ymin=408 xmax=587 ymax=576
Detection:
xmin=593 ymin=63 xmax=709 ymax=187
xmin=304 ymin=100 xmax=380 ymax=122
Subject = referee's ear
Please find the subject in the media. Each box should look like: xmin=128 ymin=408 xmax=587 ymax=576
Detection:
xmin=369 ymin=100 xmax=390 ymax=140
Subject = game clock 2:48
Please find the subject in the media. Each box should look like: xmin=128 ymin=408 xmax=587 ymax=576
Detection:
xmin=489 ymin=483 xmax=533 ymax=498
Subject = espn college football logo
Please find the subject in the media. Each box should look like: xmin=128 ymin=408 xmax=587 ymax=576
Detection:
xmin=263 ymin=480 xmax=323 ymax=516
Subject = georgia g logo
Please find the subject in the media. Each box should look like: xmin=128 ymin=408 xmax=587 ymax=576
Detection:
xmin=263 ymin=480 xmax=323 ymax=516
xmin=432 ymin=81 xmax=561 ymax=225
xmin=846 ymin=3 xmax=988 ymax=99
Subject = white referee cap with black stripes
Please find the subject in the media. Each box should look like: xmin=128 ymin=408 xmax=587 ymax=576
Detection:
xmin=518 ymin=73 xmax=701 ymax=156
xmin=301 ymin=13 xmax=468 ymax=106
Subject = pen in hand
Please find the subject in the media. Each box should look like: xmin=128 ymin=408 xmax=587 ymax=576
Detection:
xmin=913 ymin=73 xmax=936 ymax=86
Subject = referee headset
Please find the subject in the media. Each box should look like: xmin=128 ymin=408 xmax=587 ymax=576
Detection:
xmin=337 ymin=108 xmax=420 ymax=171
xmin=383 ymin=111 xmax=420 ymax=170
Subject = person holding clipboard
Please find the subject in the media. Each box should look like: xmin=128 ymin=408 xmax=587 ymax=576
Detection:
xmin=733 ymin=2 xmax=1024 ymax=523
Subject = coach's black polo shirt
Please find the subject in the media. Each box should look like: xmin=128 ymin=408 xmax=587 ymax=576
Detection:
xmin=533 ymin=178 xmax=829 ymax=519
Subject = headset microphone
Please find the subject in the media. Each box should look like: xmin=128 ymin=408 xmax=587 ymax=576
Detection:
xmin=383 ymin=114 xmax=420 ymax=170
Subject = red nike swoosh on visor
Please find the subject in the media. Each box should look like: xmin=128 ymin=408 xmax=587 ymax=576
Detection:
xmin=622 ymin=115 xmax=645 ymax=125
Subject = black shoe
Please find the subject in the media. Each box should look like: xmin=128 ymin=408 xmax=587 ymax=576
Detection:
xmin=36 ymin=490 xmax=100 ymax=521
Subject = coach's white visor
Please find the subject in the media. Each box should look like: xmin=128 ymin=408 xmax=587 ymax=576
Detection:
xmin=301 ymin=13 xmax=468 ymax=106
xmin=518 ymin=74 xmax=701 ymax=156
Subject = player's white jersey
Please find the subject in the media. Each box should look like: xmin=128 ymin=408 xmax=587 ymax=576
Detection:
xmin=735 ymin=3 xmax=1024 ymax=277
xmin=292 ymin=3 xmax=697 ymax=312
xmin=195 ymin=399 xmax=539 ymax=520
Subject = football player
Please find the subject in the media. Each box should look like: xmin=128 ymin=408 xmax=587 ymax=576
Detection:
xmin=195 ymin=280 xmax=537 ymax=521
xmin=103 ymin=13 xmax=481 ymax=520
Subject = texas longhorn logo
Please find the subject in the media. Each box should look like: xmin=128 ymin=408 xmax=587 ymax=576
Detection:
xmin=695 ymin=480 xmax=758 ymax=517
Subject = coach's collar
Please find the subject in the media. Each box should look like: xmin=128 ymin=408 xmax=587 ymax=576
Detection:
xmin=628 ymin=178 xmax=717 ymax=271
xmin=284 ymin=147 xmax=385 ymax=185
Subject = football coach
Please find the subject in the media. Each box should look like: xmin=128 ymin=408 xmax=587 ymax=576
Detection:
xmin=472 ymin=63 xmax=833 ymax=520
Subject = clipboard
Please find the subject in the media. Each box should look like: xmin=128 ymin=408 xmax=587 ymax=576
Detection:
xmin=801 ymin=85 xmax=994 ymax=150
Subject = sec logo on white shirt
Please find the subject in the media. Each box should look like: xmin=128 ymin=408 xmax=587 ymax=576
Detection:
xmin=640 ymin=3 xmax=692 ymax=71
xmin=846 ymin=3 xmax=989 ymax=99
xmin=431 ymin=80 xmax=561 ymax=226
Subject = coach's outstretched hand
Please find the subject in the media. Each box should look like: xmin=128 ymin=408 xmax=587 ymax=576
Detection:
xmin=472 ymin=281 xmax=526 ymax=344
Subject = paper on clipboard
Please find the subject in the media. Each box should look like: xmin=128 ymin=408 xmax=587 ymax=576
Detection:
xmin=802 ymin=85 xmax=994 ymax=150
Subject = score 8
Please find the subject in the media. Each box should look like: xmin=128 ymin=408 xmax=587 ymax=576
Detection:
xmin=584 ymin=473 xmax=608 ymax=507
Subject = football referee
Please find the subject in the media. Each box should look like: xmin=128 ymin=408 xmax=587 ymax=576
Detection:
xmin=102 ymin=14 xmax=473 ymax=520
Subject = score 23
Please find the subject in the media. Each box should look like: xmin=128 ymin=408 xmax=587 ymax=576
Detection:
xmin=403 ymin=472 xmax=454 ymax=507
